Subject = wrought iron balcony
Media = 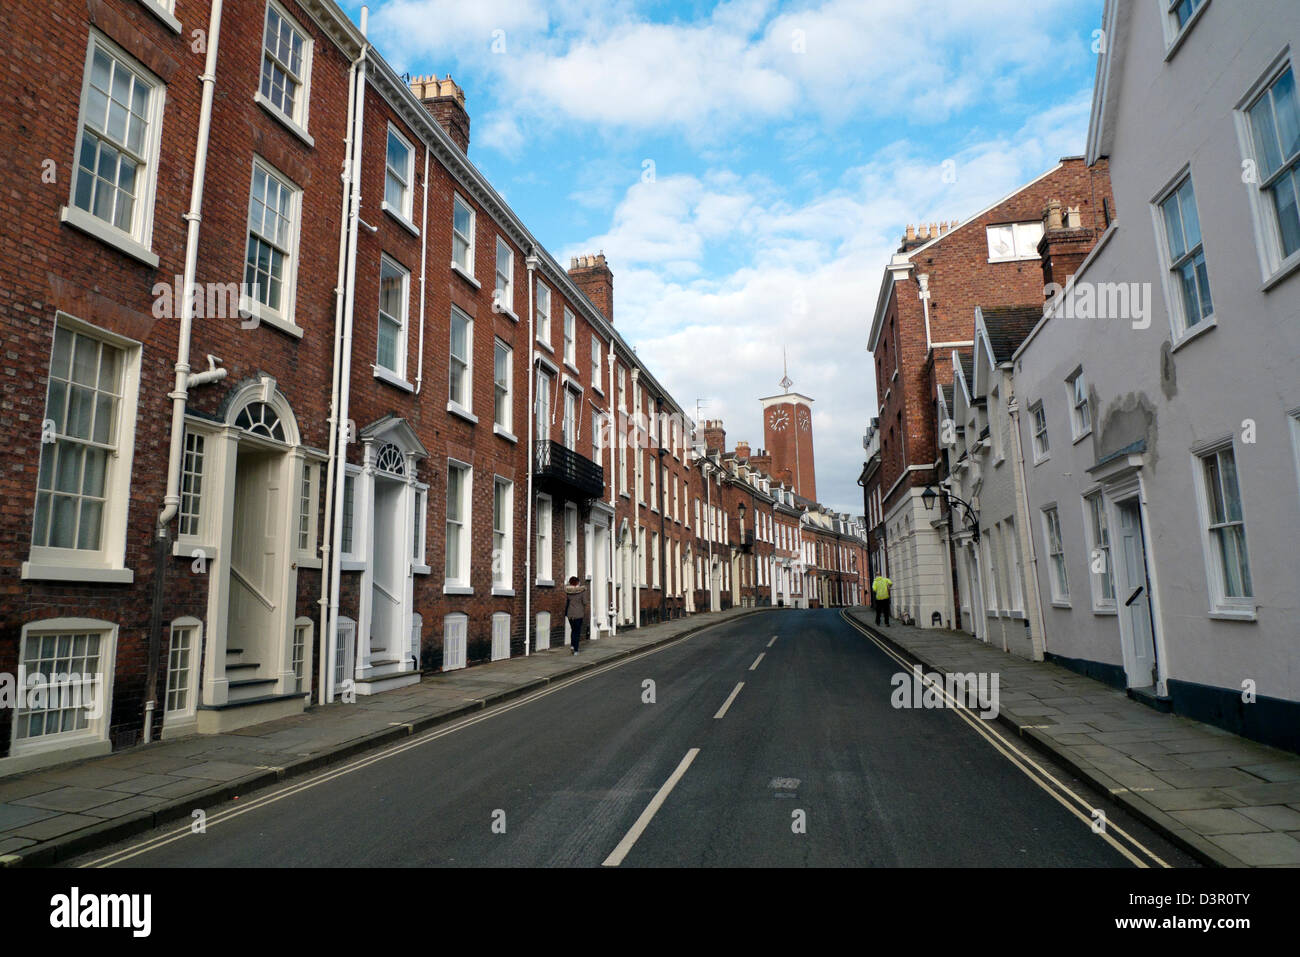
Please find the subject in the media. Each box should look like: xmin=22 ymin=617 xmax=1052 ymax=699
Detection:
xmin=534 ymin=440 xmax=605 ymax=499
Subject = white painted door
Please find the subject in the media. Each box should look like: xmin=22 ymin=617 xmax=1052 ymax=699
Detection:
xmin=592 ymin=524 xmax=609 ymax=635
xmin=370 ymin=477 xmax=404 ymax=661
xmin=1118 ymin=500 xmax=1157 ymax=688
xmin=228 ymin=450 xmax=282 ymax=680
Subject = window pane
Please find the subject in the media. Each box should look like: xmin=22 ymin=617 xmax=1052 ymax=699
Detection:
xmin=1269 ymin=171 xmax=1300 ymax=257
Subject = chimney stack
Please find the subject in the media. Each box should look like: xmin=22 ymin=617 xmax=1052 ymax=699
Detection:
xmin=568 ymin=252 xmax=614 ymax=322
xmin=410 ymin=74 xmax=470 ymax=154
xmin=735 ymin=440 xmax=751 ymax=461
xmin=702 ymin=419 xmax=727 ymax=455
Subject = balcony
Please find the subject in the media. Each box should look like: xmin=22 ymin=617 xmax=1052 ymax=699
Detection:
xmin=735 ymin=529 xmax=755 ymax=553
xmin=534 ymin=440 xmax=605 ymax=500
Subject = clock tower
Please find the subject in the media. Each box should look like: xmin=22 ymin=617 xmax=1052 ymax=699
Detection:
xmin=760 ymin=366 xmax=816 ymax=501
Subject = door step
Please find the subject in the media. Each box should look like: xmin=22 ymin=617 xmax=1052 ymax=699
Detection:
xmin=1127 ymin=685 xmax=1173 ymax=712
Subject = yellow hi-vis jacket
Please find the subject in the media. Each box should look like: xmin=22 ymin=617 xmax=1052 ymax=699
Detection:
xmin=872 ymin=576 xmax=892 ymax=600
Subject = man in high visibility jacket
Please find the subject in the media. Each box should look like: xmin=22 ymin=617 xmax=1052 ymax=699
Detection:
xmin=872 ymin=574 xmax=893 ymax=626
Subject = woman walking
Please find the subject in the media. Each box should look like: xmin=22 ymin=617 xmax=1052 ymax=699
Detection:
xmin=564 ymin=576 xmax=587 ymax=654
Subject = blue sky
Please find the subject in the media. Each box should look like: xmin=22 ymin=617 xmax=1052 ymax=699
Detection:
xmin=339 ymin=0 xmax=1105 ymax=514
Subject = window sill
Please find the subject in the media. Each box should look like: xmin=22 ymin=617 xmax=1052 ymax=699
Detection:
xmin=240 ymin=295 xmax=304 ymax=339
xmin=493 ymin=424 xmax=518 ymax=443
xmin=1091 ymin=604 xmax=1118 ymax=616
xmin=1262 ymin=249 xmax=1300 ymax=292
xmin=535 ymin=578 xmax=555 ymax=588
xmin=341 ymin=559 xmax=366 ymax=572
xmin=294 ymin=557 xmax=323 ymax=570
xmin=136 ymin=0 xmax=182 ymax=33
xmin=1163 ymin=0 xmax=1211 ymax=61
xmin=1208 ymin=606 xmax=1258 ymax=623
xmin=447 ymin=402 xmax=478 ymax=425
xmin=253 ymin=91 xmax=315 ymax=148
xmin=451 ymin=261 xmax=480 ymax=288
xmin=593 ymin=386 xmax=605 ymax=398
xmin=1071 ymin=428 xmax=1093 ymax=446
xmin=412 ymin=564 xmax=430 ymax=576
xmin=1050 ymin=599 xmax=1072 ymax=609
xmin=493 ymin=302 xmax=519 ymax=322
xmin=536 ymin=338 xmax=554 ymax=354
xmin=373 ymin=365 xmax=414 ymax=392
xmin=1170 ymin=317 xmax=1217 ymax=354
xmin=443 ymin=584 xmax=474 ymax=596
xmin=21 ymin=562 xmax=134 ymax=584
xmin=563 ymin=360 xmax=581 ymax=378
xmin=491 ymin=587 xmax=515 ymax=597
xmin=1033 ymin=452 xmax=1051 ymax=467
xmin=987 ymin=255 xmax=1040 ymax=265
xmin=381 ymin=201 xmax=420 ymax=237
xmin=60 ymin=206 xmax=160 ymax=268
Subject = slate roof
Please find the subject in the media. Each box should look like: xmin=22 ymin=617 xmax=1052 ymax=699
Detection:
xmin=956 ymin=347 xmax=975 ymax=390
xmin=981 ymin=304 xmax=1044 ymax=363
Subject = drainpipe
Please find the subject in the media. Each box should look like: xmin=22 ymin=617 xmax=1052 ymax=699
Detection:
xmin=631 ymin=369 xmax=641 ymax=626
xmin=413 ymin=145 xmax=430 ymax=393
xmin=324 ymin=6 xmax=370 ymax=704
xmin=524 ymin=250 xmax=537 ymax=655
xmin=317 ymin=27 xmax=362 ymax=705
xmin=656 ymin=397 xmax=667 ymax=621
xmin=145 ymin=0 xmax=227 ymax=744
xmin=607 ymin=349 xmax=618 ymax=635
xmin=1008 ymin=390 xmax=1048 ymax=660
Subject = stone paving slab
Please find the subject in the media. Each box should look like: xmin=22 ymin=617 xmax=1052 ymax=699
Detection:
xmin=847 ymin=609 xmax=1300 ymax=868
xmin=0 ymin=605 xmax=760 ymax=866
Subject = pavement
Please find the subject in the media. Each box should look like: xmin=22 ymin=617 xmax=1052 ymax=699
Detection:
xmin=61 ymin=607 xmax=1193 ymax=867
xmin=0 ymin=606 xmax=760 ymax=867
xmin=847 ymin=608 xmax=1300 ymax=868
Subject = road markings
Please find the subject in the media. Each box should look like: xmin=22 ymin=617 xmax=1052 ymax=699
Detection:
xmin=838 ymin=610 xmax=1170 ymax=869
xmin=79 ymin=616 xmax=749 ymax=868
xmin=749 ymin=652 xmax=766 ymax=671
xmin=602 ymin=748 xmax=700 ymax=867
xmin=767 ymin=635 xmax=778 ymax=648
xmin=714 ymin=682 xmax=745 ymax=719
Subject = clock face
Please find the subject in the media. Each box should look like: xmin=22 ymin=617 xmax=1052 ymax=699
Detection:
xmin=798 ymin=410 xmax=811 ymax=431
xmin=769 ymin=409 xmax=790 ymax=431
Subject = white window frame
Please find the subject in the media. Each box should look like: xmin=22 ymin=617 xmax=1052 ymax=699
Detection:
xmin=291 ymin=617 xmax=312 ymax=694
xmin=451 ymin=192 xmax=477 ymax=284
xmin=62 ymin=31 xmax=166 ymax=268
xmin=492 ymin=476 xmax=514 ymax=595
xmin=1153 ymin=170 xmax=1216 ymax=346
xmin=651 ymin=531 xmax=661 ymax=589
xmin=442 ymin=613 xmax=468 ymax=671
xmin=1029 ymin=400 xmax=1050 ymax=463
xmin=444 ymin=459 xmax=472 ymax=593
xmin=1083 ymin=491 xmax=1117 ymax=613
xmin=374 ymin=254 xmax=411 ymax=386
xmin=491 ymin=612 xmax=511 ymax=662
xmin=1191 ymin=439 xmax=1256 ymax=619
xmin=591 ymin=335 xmax=603 ymax=392
xmin=339 ymin=466 xmax=364 ymax=567
xmin=136 ymin=0 xmax=182 ymax=33
xmin=294 ymin=457 xmax=323 ymax=568
xmin=24 ymin=315 xmax=140 ymax=584
xmin=240 ymin=156 xmax=304 ymax=337
xmin=255 ymin=0 xmax=315 ymax=145
xmin=1065 ymin=368 xmax=1091 ymax=442
xmin=1041 ymin=505 xmax=1070 ymax=605
xmin=448 ymin=305 xmax=475 ymax=422
xmin=493 ymin=338 xmax=514 ymax=439
xmin=536 ymin=492 xmax=554 ymax=585
xmin=535 ymin=280 xmax=552 ymax=347
xmin=1236 ymin=54 xmax=1300 ymax=288
xmin=563 ymin=306 xmax=577 ymax=370
xmin=536 ymin=365 xmax=554 ymax=442
xmin=382 ymin=124 xmax=416 ymax=228
xmin=1160 ymin=0 xmax=1211 ymax=59
xmin=9 ymin=618 xmax=117 ymax=763
xmin=494 ymin=236 xmax=517 ymax=319
xmin=986 ymin=221 xmax=1044 ymax=262
xmin=412 ymin=482 xmax=429 ymax=574
xmin=163 ymin=616 xmax=202 ymax=728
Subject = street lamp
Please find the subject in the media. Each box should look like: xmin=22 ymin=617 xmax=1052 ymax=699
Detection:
xmin=737 ymin=501 xmax=747 ymax=606
xmin=921 ymin=483 xmax=980 ymax=542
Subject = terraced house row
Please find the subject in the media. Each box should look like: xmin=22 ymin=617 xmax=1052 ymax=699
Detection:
xmin=0 ymin=0 xmax=868 ymax=775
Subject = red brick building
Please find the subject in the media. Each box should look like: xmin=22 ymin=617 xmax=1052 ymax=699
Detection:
xmin=864 ymin=157 xmax=1113 ymax=629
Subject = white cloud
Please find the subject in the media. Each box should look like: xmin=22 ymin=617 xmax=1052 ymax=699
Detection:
xmin=568 ymin=95 xmax=1092 ymax=514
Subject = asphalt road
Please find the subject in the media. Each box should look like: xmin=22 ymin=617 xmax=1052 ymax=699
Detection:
xmin=68 ymin=609 xmax=1199 ymax=867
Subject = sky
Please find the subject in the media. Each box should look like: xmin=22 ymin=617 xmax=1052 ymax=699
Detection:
xmin=339 ymin=0 xmax=1105 ymax=515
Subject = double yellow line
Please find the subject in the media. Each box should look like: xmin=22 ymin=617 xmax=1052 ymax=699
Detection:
xmin=839 ymin=610 xmax=1170 ymax=868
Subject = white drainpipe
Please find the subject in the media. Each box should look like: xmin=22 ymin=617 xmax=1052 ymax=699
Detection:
xmin=630 ymin=369 xmax=641 ymax=626
xmin=324 ymin=6 xmax=370 ymax=704
xmin=317 ymin=24 xmax=363 ymax=705
xmin=524 ymin=251 xmax=537 ymax=655
xmin=413 ymin=144 xmax=430 ymax=393
xmin=147 ymin=0 xmax=226 ymax=743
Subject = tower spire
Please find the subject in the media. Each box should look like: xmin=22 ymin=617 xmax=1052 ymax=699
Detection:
xmin=779 ymin=348 xmax=793 ymax=392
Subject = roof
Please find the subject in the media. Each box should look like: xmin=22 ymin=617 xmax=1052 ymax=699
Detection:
xmin=980 ymin=304 xmax=1044 ymax=363
xmin=959 ymin=350 xmax=975 ymax=386
xmin=941 ymin=384 xmax=954 ymax=410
